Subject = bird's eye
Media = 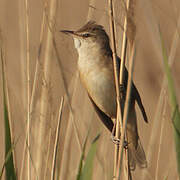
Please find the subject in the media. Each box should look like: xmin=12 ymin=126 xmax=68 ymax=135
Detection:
xmin=82 ymin=33 xmax=90 ymax=38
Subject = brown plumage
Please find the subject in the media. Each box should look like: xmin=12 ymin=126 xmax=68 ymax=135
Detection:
xmin=61 ymin=21 xmax=148 ymax=170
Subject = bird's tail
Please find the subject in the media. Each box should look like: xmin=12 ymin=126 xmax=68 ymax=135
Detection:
xmin=126 ymin=106 xmax=147 ymax=170
xmin=128 ymin=138 xmax=147 ymax=170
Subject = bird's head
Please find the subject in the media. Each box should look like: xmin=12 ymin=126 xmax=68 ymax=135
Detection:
xmin=61 ymin=21 xmax=112 ymax=56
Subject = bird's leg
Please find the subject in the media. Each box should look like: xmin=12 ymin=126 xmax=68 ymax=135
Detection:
xmin=111 ymin=118 xmax=128 ymax=148
xmin=111 ymin=135 xmax=128 ymax=148
xmin=111 ymin=119 xmax=120 ymax=144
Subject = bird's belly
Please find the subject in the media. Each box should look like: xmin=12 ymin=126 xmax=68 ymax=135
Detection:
xmin=80 ymin=68 xmax=117 ymax=118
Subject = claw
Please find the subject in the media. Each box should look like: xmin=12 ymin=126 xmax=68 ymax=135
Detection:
xmin=111 ymin=135 xmax=128 ymax=148
xmin=111 ymin=135 xmax=120 ymax=145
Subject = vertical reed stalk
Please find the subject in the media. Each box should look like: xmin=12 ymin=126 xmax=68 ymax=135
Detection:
xmin=20 ymin=2 xmax=46 ymax=179
xmin=117 ymin=44 xmax=136 ymax=179
xmin=119 ymin=0 xmax=129 ymax=86
xmin=118 ymin=0 xmax=136 ymax=178
xmin=35 ymin=0 xmax=58 ymax=176
xmin=51 ymin=97 xmax=64 ymax=180
xmin=108 ymin=0 xmax=123 ymax=179
xmin=155 ymin=98 xmax=167 ymax=180
xmin=108 ymin=0 xmax=135 ymax=178
xmin=24 ymin=0 xmax=30 ymax=179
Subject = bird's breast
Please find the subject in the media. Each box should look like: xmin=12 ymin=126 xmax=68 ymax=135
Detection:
xmin=78 ymin=53 xmax=117 ymax=118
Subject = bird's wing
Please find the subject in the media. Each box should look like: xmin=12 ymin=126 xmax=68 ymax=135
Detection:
xmin=88 ymin=94 xmax=114 ymax=132
xmin=117 ymin=57 xmax=148 ymax=123
xmin=132 ymin=83 xmax=148 ymax=123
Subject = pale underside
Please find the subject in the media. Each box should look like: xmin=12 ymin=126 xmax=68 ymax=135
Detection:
xmin=75 ymin=37 xmax=117 ymax=118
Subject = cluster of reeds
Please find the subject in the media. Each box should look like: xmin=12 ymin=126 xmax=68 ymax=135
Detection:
xmin=0 ymin=0 xmax=180 ymax=180
xmin=108 ymin=0 xmax=180 ymax=179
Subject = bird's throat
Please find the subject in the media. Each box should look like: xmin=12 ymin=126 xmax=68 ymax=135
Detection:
xmin=73 ymin=38 xmax=81 ymax=49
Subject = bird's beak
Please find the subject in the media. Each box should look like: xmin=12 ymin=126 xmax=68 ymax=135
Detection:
xmin=60 ymin=30 xmax=74 ymax=35
xmin=60 ymin=30 xmax=81 ymax=38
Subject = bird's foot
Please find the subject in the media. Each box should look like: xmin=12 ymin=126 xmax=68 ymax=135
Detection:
xmin=119 ymin=84 xmax=124 ymax=93
xmin=111 ymin=135 xmax=120 ymax=145
xmin=111 ymin=135 xmax=128 ymax=148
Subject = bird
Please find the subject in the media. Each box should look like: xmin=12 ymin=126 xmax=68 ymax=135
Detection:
xmin=61 ymin=21 xmax=148 ymax=170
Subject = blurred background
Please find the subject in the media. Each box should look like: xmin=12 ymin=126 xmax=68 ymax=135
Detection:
xmin=0 ymin=0 xmax=180 ymax=179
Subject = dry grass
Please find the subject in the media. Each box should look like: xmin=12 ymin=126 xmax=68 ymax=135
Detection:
xmin=108 ymin=0 xmax=137 ymax=179
xmin=108 ymin=0 xmax=123 ymax=179
xmin=51 ymin=97 xmax=64 ymax=180
xmin=0 ymin=0 xmax=179 ymax=180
